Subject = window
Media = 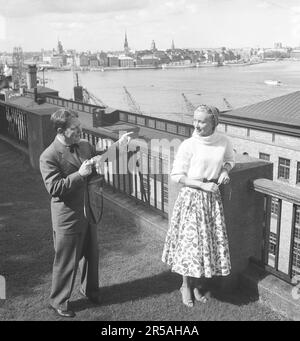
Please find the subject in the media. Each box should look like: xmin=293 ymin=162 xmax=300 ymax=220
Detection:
xmin=178 ymin=125 xmax=187 ymax=136
xmin=156 ymin=120 xmax=166 ymax=131
xmin=148 ymin=119 xmax=155 ymax=128
xmin=297 ymin=162 xmax=300 ymax=184
xmin=296 ymin=207 xmax=300 ymax=226
xmin=166 ymin=123 xmax=177 ymax=134
xmin=259 ymin=152 xmax=270 ymax=161
xmin=269 ymin=232 xmax=277 ymax=256
xmin=128 ymin=114 xmax=136 ymax=124
xmin=119 ymin=112 xmax=127 ymax=121
xmin=292 ymin=241 xmax=300 ymax=268
xmin=136 ymin=117 xmax=145 ymax=126
xmin=295 ymin=227 xmax=300 ymax=241
xmin=271 ymin=198 xmax=279 ymax=216
xmin=278 ymin=157 xmax=290 ymax=180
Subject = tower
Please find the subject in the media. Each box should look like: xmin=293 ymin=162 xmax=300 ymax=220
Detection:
xmin=171 ymin=39 xmax=175 ymax=50
xmin=57 ymin=39 xmax=64 ymax=54
xmin=151 ymin=40 xmax=157 ymax=52
xmin=124 ymin=31 xmax=129 ymax=55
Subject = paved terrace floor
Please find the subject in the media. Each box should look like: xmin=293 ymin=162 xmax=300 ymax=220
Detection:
xmin=0 ymin=140 xmax=288 ymax=321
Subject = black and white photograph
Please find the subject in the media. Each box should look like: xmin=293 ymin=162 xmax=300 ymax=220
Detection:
xmin=0 ymin=0 xmax=300 ymax=324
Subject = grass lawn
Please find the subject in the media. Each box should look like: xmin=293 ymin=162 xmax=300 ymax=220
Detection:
xmin=0 ymin=141 xmax=288 ymax=321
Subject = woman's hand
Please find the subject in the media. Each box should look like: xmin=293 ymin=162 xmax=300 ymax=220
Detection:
xmin=118 ymin=132 xmax=133 ymax=148
xmin=200 ymin=182 xmax=219 ymax=193
xmin=218 ymin=169 xmax=230 ymax=185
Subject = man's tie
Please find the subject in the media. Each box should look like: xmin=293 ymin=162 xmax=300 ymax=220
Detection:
xmin=68 ymin=143 xmax=79 ymax=153
xmin=68 ymin=143 xmax=82 ymax=165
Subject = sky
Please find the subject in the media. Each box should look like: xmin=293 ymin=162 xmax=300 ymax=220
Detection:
xmin=0 ymin=0 xmax=300 ymax=52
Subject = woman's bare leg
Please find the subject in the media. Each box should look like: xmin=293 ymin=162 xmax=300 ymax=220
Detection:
xmin=180 ymin=276 xmax=193 ymax=307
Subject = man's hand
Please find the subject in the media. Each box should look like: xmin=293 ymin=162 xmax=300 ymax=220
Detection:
xmin=91 ymin=156 xmax=104 ymax=175
xmin=118 ymin=132 xmax=133 ymax=148
xmin=218 ymin=169 xmax=230 ymax=185
xmin=79 ymin=159 xmax=93 ymax=178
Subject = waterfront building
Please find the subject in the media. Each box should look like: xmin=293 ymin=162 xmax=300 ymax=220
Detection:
xmin=274 ymin=42 xmax=283 ymax=49
xmin=89 ymin=54 xmax=99 ymax=68
xmin=153 ymin=51 xmax=171 ymax=64
xmin=50 ymin=55 xmax=66 ymax=68
xmin=118 ymin=55 xmax=135 ymax=68
xmin=218 ymin=92 xmax=300 ymax=277
xmin=107 ymin=55 xmax=119 ymax=67
xmin=98 ymin=52 xmax=108 ymax=67
xmin=79 ymin=53 xmax=89 ymax=67
xmin=136 ymin=54 xmax=159 ymax=67
xmin=291 ymin=49 xmax=300 ymax=60
xmin=218 ymin=92 xmax=300 ymax=189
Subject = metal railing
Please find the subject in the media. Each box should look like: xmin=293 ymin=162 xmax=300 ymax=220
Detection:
xmin=44 ymin=95 xmax=105 ymax=114
xmin=0 ymin=101 xmax=28 ymax=147
xmin=82 ymin=128 xmax=169 ymax=218
xmin=252 ymin=178 xmax=300 ymax=284
xmin=118 ymin=110 xmax=193 ymax=138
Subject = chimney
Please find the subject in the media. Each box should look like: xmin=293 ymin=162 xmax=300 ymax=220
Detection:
xmin=26 ymin=64 xmax=37 ymax=89
xmin=93 ymin=108 xmax=105 ymax=127
xmin=34 ymin=87 xmax=38 ymax=103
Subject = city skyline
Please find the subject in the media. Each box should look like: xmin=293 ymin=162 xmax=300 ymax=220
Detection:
xmin=0 ymin=0 xmax=300 ymax=51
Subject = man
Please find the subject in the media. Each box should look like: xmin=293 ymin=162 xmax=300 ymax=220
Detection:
xmin=40 ymin=108 xmax=131 ymax=318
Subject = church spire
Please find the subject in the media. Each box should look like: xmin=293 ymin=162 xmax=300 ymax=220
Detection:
xmin=124 ymin=31 xmax=129 ymax=53
xmin=124 ymin=31 xmax=128 ymax=50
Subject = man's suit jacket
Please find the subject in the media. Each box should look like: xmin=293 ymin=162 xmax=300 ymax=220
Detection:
xmin=40 ymin=136 xmax=96 ymax=235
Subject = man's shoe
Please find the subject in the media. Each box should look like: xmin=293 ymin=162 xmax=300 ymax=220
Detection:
xmin=49 ymin=305 xmax=76 ymax=318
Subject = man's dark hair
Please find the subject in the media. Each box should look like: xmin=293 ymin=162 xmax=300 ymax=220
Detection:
xmin=50 ymin=109 xmax=78 ymax=132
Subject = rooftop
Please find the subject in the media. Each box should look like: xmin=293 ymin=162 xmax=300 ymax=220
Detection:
xmin=7 ymin=95 xmax=60 ymax=116
xmin=0 ymin=140 xmax=287 ymax=321
xmin=26 ymin=85 xmax=59 ymax=95
xmin=225 ymin=91 xmax=300 ymax=128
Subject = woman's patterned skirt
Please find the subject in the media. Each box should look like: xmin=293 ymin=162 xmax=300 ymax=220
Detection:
xmin=162 ymin=187 xmax=231 ymax=278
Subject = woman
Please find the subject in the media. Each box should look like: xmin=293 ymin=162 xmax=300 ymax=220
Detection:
xmin=162 ymin=104 xmax=235 ymax=307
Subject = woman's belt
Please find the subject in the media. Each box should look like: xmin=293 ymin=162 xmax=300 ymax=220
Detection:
xmin=198 ymin=178 xmax=218 ymax=184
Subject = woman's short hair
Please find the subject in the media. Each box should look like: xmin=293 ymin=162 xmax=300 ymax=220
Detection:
xmin=194 ymin=104 xmax=220 ymax=130
xmin=50 ymin=108 xmax=78 ymax=132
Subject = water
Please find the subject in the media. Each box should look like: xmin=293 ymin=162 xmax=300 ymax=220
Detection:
xmin=41 ymin=60 xmax=300 ymax=121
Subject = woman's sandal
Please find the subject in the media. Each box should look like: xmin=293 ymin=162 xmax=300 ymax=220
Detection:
xmin=193 ymin=287 xmax=208 ymax=303
xmin=180 ymin=286 xmax=194 ymax=308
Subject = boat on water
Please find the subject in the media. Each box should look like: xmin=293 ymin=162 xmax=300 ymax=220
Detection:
xmin=264 ymin=80 xmax=282 ymax=86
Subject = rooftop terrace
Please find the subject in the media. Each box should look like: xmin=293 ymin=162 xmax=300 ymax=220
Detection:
xmin=0 ymin=140 xmax=288 ymax=321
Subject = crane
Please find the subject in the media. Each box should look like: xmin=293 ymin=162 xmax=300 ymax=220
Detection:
xmin=182 ymin=93 xmax=196 ymax=115
xmin=82 ymin=88 xmax=107 ymax=108
xmin=123 ymin=86 xmax=144 ymax=115
xmin=223 ymin=98 xmax=233 ymax=110
xmin=72 ymin=68 xmax=107 ymax=107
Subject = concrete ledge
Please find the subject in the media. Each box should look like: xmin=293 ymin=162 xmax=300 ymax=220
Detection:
xmin=102 ymin=186 xmax=168 ymax=241
xmin=0 ymin=134 xmax=29 ymax=156
xmin=240 ymin=263 xmax=300 ymax=321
